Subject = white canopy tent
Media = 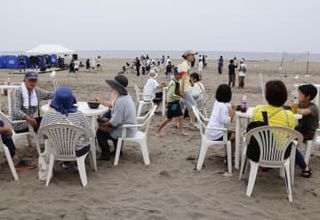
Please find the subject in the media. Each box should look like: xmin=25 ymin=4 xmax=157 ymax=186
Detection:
xmin=26 ymin=44 xmax=74 ymax=55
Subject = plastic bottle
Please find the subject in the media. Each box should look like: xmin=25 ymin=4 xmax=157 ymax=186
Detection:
xmin=241 ymin=95 xmax=247 ymax=113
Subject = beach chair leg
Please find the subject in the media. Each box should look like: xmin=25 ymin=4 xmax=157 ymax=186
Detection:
xmin=226 ymin=141 xmax=232 ymax=174
xmin=27 ymin=134 xmax=33 ymax=147
xmin=46 ymin=154 xmax=55 ymax=186
xmin=239 ymin=149 xmax=247 ymax=181
xmin=196 ymin=142 xmax=208 ymax=171
xmin=89 ymin=139 xmax=97 ymax=172
xmin=139 ymin=140 xmax=150 ymax=166
xmin=114 ymin=139 xmax=123 ymax=166
xmin=246 ymin=161 xmax=258 ymax=197
xmin=284 ymin=161 xmax=293 ymax=202
xmin=77 ymin=156 xmax=88 ymax=187
xmin=3 ymin=146 xmax=19 ymax=181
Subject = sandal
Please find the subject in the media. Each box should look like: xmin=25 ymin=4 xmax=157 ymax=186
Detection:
xmin=15 ymin=160 xmax=36 ymax=171
xmin=301 ymin=170 xmax=312 ymax=178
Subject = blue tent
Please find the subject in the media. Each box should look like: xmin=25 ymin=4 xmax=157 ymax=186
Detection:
xmin=0 ymin=56 xmax=4 ymax=68
xmin=50 ymin=54 xmax=58 ymax=64
xmin=4 ymin=55 xmax=19 ymax=69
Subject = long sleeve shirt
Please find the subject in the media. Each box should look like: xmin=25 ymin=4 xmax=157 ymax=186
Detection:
xmin=11 ymin=87 xmax=53 ymax=131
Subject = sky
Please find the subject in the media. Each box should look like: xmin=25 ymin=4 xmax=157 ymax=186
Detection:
xmin=0 ymin=0 xmax=319 ymax=53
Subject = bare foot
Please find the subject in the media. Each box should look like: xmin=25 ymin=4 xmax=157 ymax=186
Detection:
xmin=179 ymin=132 xmax=188 ymax=137
xmin=155 ymin=132 xmax=165 ymax=137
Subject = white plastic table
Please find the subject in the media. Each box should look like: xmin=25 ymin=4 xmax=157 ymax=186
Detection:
xmin=234 ymin=107 xmax=302 ymax=169
xmin=41 ymin=101 xmax=109 ymax=132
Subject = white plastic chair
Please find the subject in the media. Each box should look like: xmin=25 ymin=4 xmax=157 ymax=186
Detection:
xmin=0 ymin=137 xmax=19 ymax=181
xmin=114 ymin=105 xmax=157 ymax=166
xmin=197 ymin=93 xmax=209 ymax=118
xmin=39 ymin=124 xmax=96 ymax=187
xmin=134 ymin=85 xmax=154 ymax=117
xmin=192 ymin=106 xmax=232 ymax=174
xmin=305 ymin=127 xmax=320 ymax=165
xmin=239 ymin=126 xmax=303 ymax=202
xmin=0 ymin=111 xmax=41 ymax=155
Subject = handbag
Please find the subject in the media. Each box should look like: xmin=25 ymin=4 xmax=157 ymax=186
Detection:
xmin=246 ymin=108 xmax=284 ymax=162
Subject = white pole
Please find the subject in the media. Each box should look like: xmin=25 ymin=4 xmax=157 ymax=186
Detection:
xmin=259 ymin=73 xmax=266 ymax=104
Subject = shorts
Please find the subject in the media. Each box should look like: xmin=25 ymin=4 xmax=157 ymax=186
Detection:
xmin=167 ymin=101 xmax=183 ymax=119
xmin=153 ymin=92 xmax=163 ymax=103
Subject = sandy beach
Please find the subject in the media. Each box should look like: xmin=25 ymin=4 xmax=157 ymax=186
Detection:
xmin=0 ymin=58 xmax=319 ymax=220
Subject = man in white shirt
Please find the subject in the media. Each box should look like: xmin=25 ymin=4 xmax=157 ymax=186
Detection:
xmin=238 ymin=58 xmax=247 ymax=89
xmin=165 ymin=56 xmax=171 ymax=66
xmin=143 ymin=71 xmax=166 ymax=109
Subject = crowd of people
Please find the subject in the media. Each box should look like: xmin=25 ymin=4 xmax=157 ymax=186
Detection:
xmin=1 ymin=50 xmax=317 ymax=182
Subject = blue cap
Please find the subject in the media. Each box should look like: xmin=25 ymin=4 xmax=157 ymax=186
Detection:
xmin=24 ymin=71 xmax=38 ymax=80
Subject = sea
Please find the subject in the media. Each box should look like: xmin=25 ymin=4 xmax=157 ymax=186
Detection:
xmin=1 ymin=50 xmax=320 ymax=62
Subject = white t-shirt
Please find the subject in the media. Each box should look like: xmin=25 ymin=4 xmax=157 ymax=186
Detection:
xmin=198 ymin=61 xmax=203 ymax=73
xmin=239 ymin=63 xmax=247 ymax=77
xmin=74 ymin=60 xmax=80 ymax=69
xmin=191 ymin=82 xmax=205 ymax=100
xmin=143 ymin=78 xmax=159 ymax=101
xmin=165 ymin=58 xmax=171 ymax=66
xmin=205 ymin=101 xmax=231 ymax=140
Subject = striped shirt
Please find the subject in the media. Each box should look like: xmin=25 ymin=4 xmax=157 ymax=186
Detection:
xmin=11 ymin=87 xmax=53 ymax=131
xmin=40 ymin=110 xmax=94 ymax=151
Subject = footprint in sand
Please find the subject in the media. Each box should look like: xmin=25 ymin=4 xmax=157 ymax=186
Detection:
xmin=159 ymin=170 xmax=171 ymax=178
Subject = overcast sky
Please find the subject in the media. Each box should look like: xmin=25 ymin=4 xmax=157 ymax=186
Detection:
xmin=1 ymin=0 xmax=319 ymax=53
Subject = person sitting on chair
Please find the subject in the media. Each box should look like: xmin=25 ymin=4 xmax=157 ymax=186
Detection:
xmin=40 ymin=87 xmax=93 ymax=160
xmin=95 ymin=75 xmax=137 ymax=161
xmin=11 ymin=72 xmax=53 ymax=133
xmin=249 ymin=80 xmax=311 ymax=178
xmin=0 ymin=120 xmax=35 ymax=170
xmin=143 ymin=71 xmax=166 ymax=111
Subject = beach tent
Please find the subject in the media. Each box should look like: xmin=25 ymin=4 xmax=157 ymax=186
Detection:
xmin=3 ymin=55 xmax=19 ymax=69
xmin=50 ymin=54 xmax=58 ymax=64
xmin=0 ymin=56 xmax=4 ymax=68
xmin=26 ymin=44 xmax=74 ymax=55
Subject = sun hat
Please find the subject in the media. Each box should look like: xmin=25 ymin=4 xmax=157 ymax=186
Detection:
xmin=182 ymin=50 xmax=198 ymax=59
xmin=50 ymin=87 xmax=77 ymax=115
xmin=147 ymin=70 xmax=158 ymax=79
xmin=105 ymin=75 xmax=128 ymax=95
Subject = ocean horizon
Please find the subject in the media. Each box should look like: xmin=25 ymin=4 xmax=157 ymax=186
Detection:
xmin=1 ymin=50 xmax=320 ymax=62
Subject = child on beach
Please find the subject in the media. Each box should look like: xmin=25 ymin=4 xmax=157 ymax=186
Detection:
xmin=296 ymin=84 xmax=319 ymax=142
xmin=228 ymin=59 xmax=237 ymax=88
xmin=205 ymin=84 xmax=236 ymax=155
xmin=155 ymin=69 xmax=187 ymax=137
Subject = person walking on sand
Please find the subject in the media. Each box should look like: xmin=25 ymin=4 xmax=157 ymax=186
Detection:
xmin=218 ymin=56 xmax=224 ymax=74
xmin=238 ymin=58 xmax=247 ymax=89
xmin=198 ymin=59 xmax=204 ymax=77
xmin=135 ymin=57 xmax=141 ymax=77
xmin=179 ymin=50 xmax=198 ymax=127
xmin=97 ymin=56 xmax=102 ymax=71
xmin=155 ymin=68 xmax=187 ymax=137
xmin=228 ymin=59 xmax=238 ymax=88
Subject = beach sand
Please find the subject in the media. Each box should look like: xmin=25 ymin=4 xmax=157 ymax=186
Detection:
xmin=0 ymin=59 xmax=319 ymax=220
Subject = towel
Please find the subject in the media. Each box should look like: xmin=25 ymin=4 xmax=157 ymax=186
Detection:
xmin=21 ymin=82 xmax=38 ymax=108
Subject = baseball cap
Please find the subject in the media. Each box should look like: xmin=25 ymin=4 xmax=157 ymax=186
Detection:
xmin=24 ymin=72 xmax=38 ymax=80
